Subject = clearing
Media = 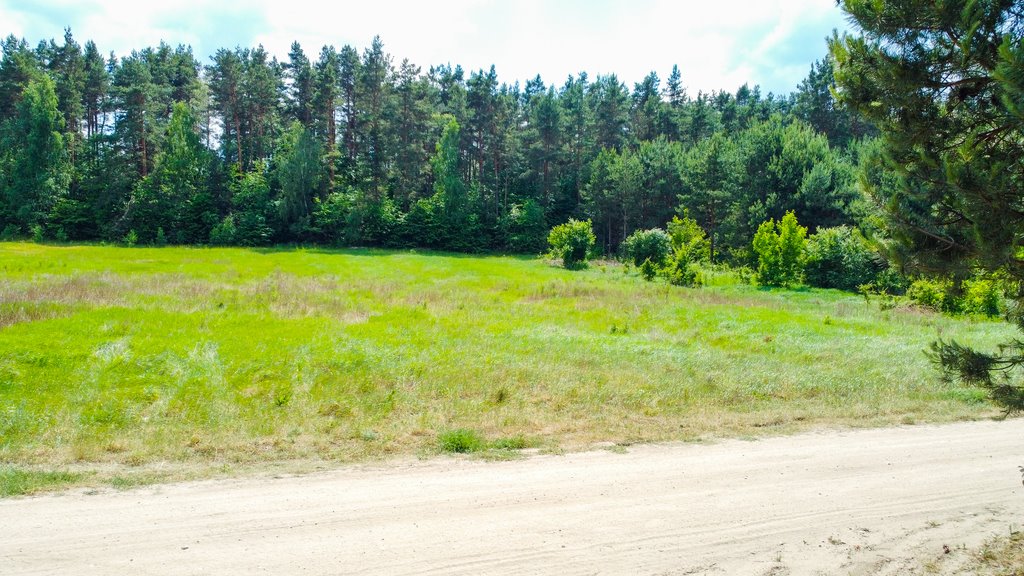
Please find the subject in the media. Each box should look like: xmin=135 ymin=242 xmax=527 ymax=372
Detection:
xmin=0 ymin=243 xmax=1015 ymax=493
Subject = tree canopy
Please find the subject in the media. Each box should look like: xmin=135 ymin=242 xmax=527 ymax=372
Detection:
xmin=831 ymin=0 xmax=1024 ymax=411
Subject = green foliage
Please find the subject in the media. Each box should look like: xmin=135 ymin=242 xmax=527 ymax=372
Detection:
xmin=432 ymin=117 xmax=465 ymax=219
xmin=622 ymin=228 xmax=671 ymax=267
xmin=310 ymin=190 xmax=352 ymax=245
xmin=665 ymin=212 xmax=710 ymax=287
xmin=832 ymin=0 xmax=1024 ymax=413
xmin=906 ymin=278 xmax=954 ymax=313
xmin=209 ymin=216 xmax=236 ymax=246
xmin=678 ymin=132 xmax=739 ymax=261
xmin=230 ymin=169 xmax=275 ymax=246
xmin=1 ymin=73 xmax=69 ymax=230
xmin=548 ymin=218 xmax=595 ymax=269
xmin=962 ymin=277 xmax=1003 ymax=318
xmin=667 ymin=213 xmax=710 ymax=263
xmin=276 ymin=123 xmax=323 ymax=238
xmin=501 ymin=200 xmax=548 ymax=254
xmin=438 ymin=428 xmax=484 ymax=454
xmin=30 ymin=224 xmax=44 ymax=243
xmin=122 ymin=229 xmax=138 ymax=247
xmin=0 ymin=224 xmax=19 ymax=240
xmin=752 ymin=211 xmax=807 ymax=287
xmin=804 ymin=226 xmax=882 ymax=292
xmin=350 ymin=196 xmax=400 ymax=246
xmin=906 ymin=276 xmax=1004 ymax=318
xmin=154 ymin=227 xmax=167 ymax=247
xmin=639 ymin=258 xmax=659 ymax=281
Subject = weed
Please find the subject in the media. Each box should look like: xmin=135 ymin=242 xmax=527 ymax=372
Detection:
xmin=0 ymin=467 xmax=82 ymax=497
xmin=438 ymin=428 xmax=485 ymax=454
xmin=490 ymin=435 xmax=532 ymax=450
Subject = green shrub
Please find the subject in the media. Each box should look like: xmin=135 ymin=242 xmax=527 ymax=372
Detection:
xmin=906 ymin=275 xmax=1003 ymax=317
xmin=209 ymin=216 xmax=236 ymax=246
xmin=311 ymin=191 xmax=352 ymax=245
xmin=962 ymin=277 xmax=1003 ymax=317
xmin=906 ymin=277 xmax=951 ymax=311
xmin=154 ymin=227 xmax=168 ymax=246
xmin=502 ymin=199 xmax=548 ymax=253
xmin=490 ymin=436 xmax=531 ymax=450
xmin=666 ymin=250 xmax=703 ymax=287
xmin=0 ymin=224 xmax=19 ymax=240
xmin=622 ymin=228 xmax=672 ymax=267
xmin=438 ymin=428 xmax=485 ymax=453
xmin=232 ymin=170 xmax=276 ymax=246
xmin=122 ymin=229 xmax=138 ymax=247
xmin=804 ymin=226 xmax=882 ymax=291
xmin=548 ymin=219 xmax=596 ymax=269
xmin=639 ymin=258 xmax=659 ymax=281
xmin=667 ymin=212 xmax=710 ymax=263
xmin=663 ymin=213 xmax=709 ymax=288
xmin=30 ymin=224 xmax=45 ymax=243
xmin=752 ymin=211 xmax=806 ymax=287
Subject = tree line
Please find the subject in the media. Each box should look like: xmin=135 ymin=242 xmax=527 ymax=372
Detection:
xmin=0 ymin=29 xmax=870 ymax=260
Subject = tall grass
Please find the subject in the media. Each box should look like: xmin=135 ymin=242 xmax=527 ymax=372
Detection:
xmin=0 ymin=242 xmax=1015 ymax=492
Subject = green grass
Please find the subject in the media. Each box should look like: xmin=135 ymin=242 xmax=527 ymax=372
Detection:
xmin=0 ymin=466 xmax=83 ymax=497
xmin=0 ymin=242 xmax=1017 ymax=493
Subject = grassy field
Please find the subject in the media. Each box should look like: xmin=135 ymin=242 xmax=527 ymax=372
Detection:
xmin=0 ymin=242 xmax=1015 ymax=495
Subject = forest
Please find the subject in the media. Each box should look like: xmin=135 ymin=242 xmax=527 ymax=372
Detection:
xmin=0 ymin=30 xmax=875 ymax=264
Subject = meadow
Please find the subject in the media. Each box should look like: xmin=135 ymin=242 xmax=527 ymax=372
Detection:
xmin=0 ymin=242 xmax=1015 ymax=494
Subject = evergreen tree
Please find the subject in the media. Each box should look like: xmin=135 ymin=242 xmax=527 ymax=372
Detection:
xmin=390 ymin=58 xmax=434 ymax=210
xmin=831 ymin=0 xmax=1024 ymax=411
xmin=679 ymin=132 xmax=740 ymax=261
xmin=312 ymin=45 xmax=339 ymax=191
xmin=1 ymin=73 xmax=69 ymax=231
xmin=283 ymin=41 xmax=314 ymax=127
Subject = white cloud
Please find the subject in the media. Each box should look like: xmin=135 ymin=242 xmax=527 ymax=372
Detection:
xmin=0 ymin=0 xmax=848 ymax=94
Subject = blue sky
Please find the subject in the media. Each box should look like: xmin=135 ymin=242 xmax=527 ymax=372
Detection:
xmin=0 ymin=0 xmax=850 ymax=95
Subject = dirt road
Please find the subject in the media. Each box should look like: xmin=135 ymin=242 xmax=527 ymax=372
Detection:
xmin=3 ymin=419 xmax=1023 ymax=575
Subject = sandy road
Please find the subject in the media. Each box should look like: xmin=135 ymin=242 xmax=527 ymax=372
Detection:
xmin=3 ymin=419 xmax=1023 ymax=575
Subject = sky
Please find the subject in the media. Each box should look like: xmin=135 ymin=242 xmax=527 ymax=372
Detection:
xmin=0 ymin=0 xmax=851 ymax=96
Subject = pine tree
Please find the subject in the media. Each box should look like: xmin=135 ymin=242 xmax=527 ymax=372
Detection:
xmin=831 ymin=0 xmax=1024 ymax=411
xmin=284 ymin=41 xmax=314 ymax=127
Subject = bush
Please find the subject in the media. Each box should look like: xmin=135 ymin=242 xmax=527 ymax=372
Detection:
xmin=232 ymin=170 xmax=276 ymax=246
xmin=664 ymin=212 xmax=709 ymax=288
xmin=622 ymin=228 xmax=672 ymax=267
xmin=0 ymin=224 xmax=19 ymax=240
xmin=350 ymin=197 xmax=400 ymax=247
xmin=30 ymin=224 xmax=45 ymax=243
xmin=667 ymin=212 xmax=710 ymax=263
xmin=639 ymin=258 xmax=659 ymax=281
xmin=310 ymin=191 xmax=352 ymax=245
xmin=962 ymin=277 xmax=1003 ymax=317
xmin=804 ymin=226 xmax=883 ymax=292
xmin=666 ymin=250 xmax=703 ymax=287
xmin=122 ymin=229 xmax=138 ymax=247
xmin=906 ymin=277 xmax=950 ymax=311
xmin=548 ymin=219 xmax=595 ymax=269
xmin=209 ymin=216 xmax=236 ymax=246
xmin=501 ymin=199 xmax=548 ymax=253
xmin=752 ymin=211 xmax=806 ymax=287
xmin=154 ymin=227 xmax=168 ymax=246
xmin=905 ymin=276 xmax=1003 ymax=317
